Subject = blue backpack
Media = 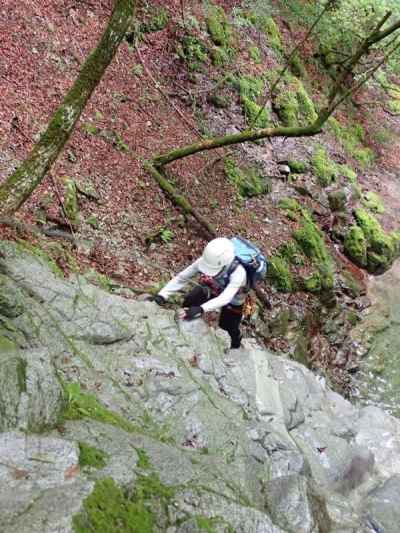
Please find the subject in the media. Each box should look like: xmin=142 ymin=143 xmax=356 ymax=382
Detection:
xmin=229 ymin=237 xmax=268 ymax=288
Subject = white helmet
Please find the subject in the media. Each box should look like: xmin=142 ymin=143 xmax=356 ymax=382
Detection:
xmin=198 ymin=238 xmax=235 ymax=276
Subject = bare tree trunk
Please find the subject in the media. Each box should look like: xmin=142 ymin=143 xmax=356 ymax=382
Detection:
xmin=0 ymin=0 xmax=135 ymax=216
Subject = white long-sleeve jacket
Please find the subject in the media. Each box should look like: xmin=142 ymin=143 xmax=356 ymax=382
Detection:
xmin=158 ymin=259 xmax=247 ymax=313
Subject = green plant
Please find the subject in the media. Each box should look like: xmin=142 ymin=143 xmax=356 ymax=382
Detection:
xmin=206 ymin=5 xmax=231 ymax=47
xmin=224 ymin=158 xmax=269 ymax=197
xmin=312 ymin=146 xmax=338 ymax=187
xmin=362 ymin=191 xmax=385 ymax=214
xmin=267 ymin=255 xmax=294 ymax=292
xmin=78 ymin=442 xmax=108 ymax=469
xmin=249 ymin=45 xmax=262 ymax=63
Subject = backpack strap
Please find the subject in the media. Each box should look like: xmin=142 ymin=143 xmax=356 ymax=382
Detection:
xmin=227 ymin=259 xmax=250 ymax=289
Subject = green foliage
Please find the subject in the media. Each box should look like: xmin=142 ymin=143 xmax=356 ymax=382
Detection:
xmin=278 ymin=240 xmax=305 ymax=265
xmin=312 ymin=147 xmax=338 ymax=187
xmin=78 ymin=442 xmax=108 ymax=469
xmin=278 ymin=196 xmax=302 ymax=220
xmin=362 ymin=191 xmax=385 ymax=214
xmin=206 ymin=5 xmax=231 ymax=47
xmin=210 ymin=46 xmax=229 ymax=66
xmin=328 ymin=118 xmax=375 ymax=168
xmin=63 ymin=382 xmax=138 ymax=433
xmin=328 ymin=190 xmax=347 ymax=212
xmin=141 ymin=6 xmax=169 ymax=33
xmin=136 ymin=449 xmax=151 ymax=470
xmin=337 ymin=164 xmax=357 ymax=184
xmin=249 ymin=45 xmax=262 ymax=63
xmin=83 ymin=122 xmax=99 ymax=135
xmin=344 ymin=226 xmax=367 ymax=267
xmin=224 ymin=158 xmax=269 ymax=197
xmin=267 ymin=255 xmax=294 ymax=292
xmin=145 ymin=227 xmax=174 ymax=246
xmin=287 ymin=159 xmax=308 ymax=173
xmin=248 ymin=13 xmax=282 ymax=51
xmin=274 ymin=74 xmax=317 ymax=127
xmin=294 ymin=212 xmax=334 ymax=290
xmin=345 ymin=208 xmax=400 ymax=272
xmin=289 ymin=52 xmax=306 ymax=78
xmin=388 ymin=100 xmax=400 ymax=114
xmin=86 ymin=214 xmax=99 ymax=228
xmin=177 ymin=35 xmax=209 ymax=67
xmin=237 ymin=75 xmax=269 ymax=127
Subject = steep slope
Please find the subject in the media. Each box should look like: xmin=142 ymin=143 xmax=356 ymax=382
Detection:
xmin=1 ymin=242 xmax=400 ymax=532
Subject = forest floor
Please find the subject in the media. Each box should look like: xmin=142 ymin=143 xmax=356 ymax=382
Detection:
xmin=1 ymin=0 xmax=399 ymax=393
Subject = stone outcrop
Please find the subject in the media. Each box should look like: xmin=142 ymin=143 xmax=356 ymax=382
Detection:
xmin=0 ymin=240 xmax=399 ymax=532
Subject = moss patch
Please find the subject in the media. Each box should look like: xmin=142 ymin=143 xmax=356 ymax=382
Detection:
xmin=206 ymin=5 xmax=231 ymax=47
xmin=274 ymin=74 xmax=317 ymax=127
xmin=267 ymin=256 xmax=294 ymax=292
xmin=312 ymin=147 xmax=338 ymax=187
xmin=328 ymin=118 xmax=375 ymax=168
xmin=224 ymin=158 xmax=269 ymax=197
xmin=287 ymin=160 xmax=308 ymax=173
xmin=249 ymin=45 xmax=262 ymax=63
xmin=294 ymin=213 xmax=334 ymax=291
xmin=362 ymin=191 xmax=385 ymax=214
xmin=248 ymin=13 xmax=282 ymax=51
xmin=63 ymin=177 xmax=80 ymax=225
xmin=237 ymin=75 xmax=269 ymax=127
xmin=141 ymin=6 xmax=169 ymax=33
xmin=78 ymin=442 xmax=108 ymax=469
xmin=16 ymin=358 xmax=27 ymax=394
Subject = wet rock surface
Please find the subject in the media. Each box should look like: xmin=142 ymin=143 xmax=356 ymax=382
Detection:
xmin=0 ymin=242 xmax=399 ymax=532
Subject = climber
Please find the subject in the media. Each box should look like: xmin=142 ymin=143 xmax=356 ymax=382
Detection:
xmin=153 ymin=237 xmax=249 ymax=349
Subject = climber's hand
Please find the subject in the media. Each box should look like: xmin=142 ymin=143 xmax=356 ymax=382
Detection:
xmin=183 ymin=306 xmax=204 ymax=320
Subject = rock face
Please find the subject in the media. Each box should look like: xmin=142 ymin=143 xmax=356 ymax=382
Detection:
xmin=0 ymin=241 xmax=399 ymax=533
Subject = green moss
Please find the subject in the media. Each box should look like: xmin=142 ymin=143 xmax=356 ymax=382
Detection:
xmin=249 ymin=45 xmax=262 ymax=63
xmin=224 ymin=158 xmax=269 ymax=197
xmin=328 ymin=190 xmax=347 ymax=212
xmin=294 ymin=213 xmax=334 ymax=290
xmin=16 ymin=358 xmax=27 ymax=393
xmin=278 ymin=197 xmax=302 ymax=212
xmin=63 ymin=177 xmax=80 ymax=225
xmin=338 ymin=164 xmax=357 ymax=184
xmin=328 ymin=118 xmax=375 ymax=168
xmin=278 ymin=241 xmax=305 ymax=266
xmin=136 ymin=449 xmax=151 ymax=470
xmin=63 ymin=382 xmax=139 ymax=433
xmin=208 ymin=94 xmax=230 ymax=108
xmin=141 ymin=7 xmax=169 ymax=33
xmin=274 ymin=76 xmax=317 ymax=127
xmin=362 ymin=191 xmax=385 ymax=214
xmin=353 ymin=209 xmax=396 ymax=272
xmin=178 ymin=35 xmax=209 ymax=65
xmin=242 ymin=97 xmax=269 ymax=127
xmin=78 ymin=442 xmax=108 ymax=469
xmin=237 ymin=75 xmax=269 ymax=127
xmin=388 ymin=100 xmax=400 ymax=114
xmin=287 ymin=160 xmax=308 ymax=173
xmin=302 ymin=272 xmax=323 ymax=293
xmin=312 ymin=147 xmax=338 ymax=187
xmin=206 ymin=5 xmax=231 ymax=47
xmin=16 ymin=241 xmax=64 ymax=278
xmin=249 ymin=13 xmax=282 ymax=51
xmin=73 ymin=475 xmax=172 ymax=532
xmin=210 ymin=46 xmax=229 ymax=66
xmin=0 ymin=335 xmax=17 ymax=353
xmin=289 ymin=52 xmax=306 ymax=78
xmin=267 ymin=256 xmax=294 ymax=292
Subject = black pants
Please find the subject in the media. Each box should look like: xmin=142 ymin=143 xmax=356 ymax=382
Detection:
xmin=182 ymin=286 xmax=243 ymax=349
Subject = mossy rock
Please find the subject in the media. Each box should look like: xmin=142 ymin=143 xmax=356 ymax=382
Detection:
xmin=0 ymin=275 xmax=24 ymax=318
xmin=354 ymin=209 xmax=394 ymax=259
xmin=289 ymin=52 xmax=307 ymax=78
xmin=274 ymin=75 xmax=317 ymax=127
xmin=206 ymin=5 xmax=231 ymax=47
xmin=267 ymin=256 xmax=294 ymax=292
xmin=362 ymin=191 xmax=385 ymax=214
xmin=224 ymin=158 xmax=270 ymax=197
xmin=328 ymin=190 xmax=347 ymax=212
xmin=312 ymin=147 xmax=338 ymax=187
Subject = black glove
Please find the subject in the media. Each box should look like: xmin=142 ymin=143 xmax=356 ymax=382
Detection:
xmin=184 ymin=306 xmax=204 ymax=320
xmin=153 ymin=294 xmax=166 ymax=306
